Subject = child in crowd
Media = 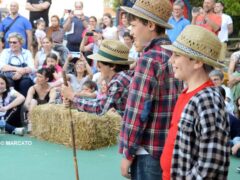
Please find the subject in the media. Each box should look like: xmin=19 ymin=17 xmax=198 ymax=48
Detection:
xmin=34 ymin=18 xmax=46 ymax=49
xmin=0 ymin=75 xmax=25 ymax=136
xmin=76 ymin=80 xmax=97 ymax=99
xmin=43 ymin=53 xmax=62 ymax=81
xmin=97 ymin=79 xmax=107 ymax=99
xmin=209 ymin=69 xmax=234 ymax=114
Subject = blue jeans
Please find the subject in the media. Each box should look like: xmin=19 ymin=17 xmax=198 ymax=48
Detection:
xmin=130 ymin=155 xmax=162 ymax=180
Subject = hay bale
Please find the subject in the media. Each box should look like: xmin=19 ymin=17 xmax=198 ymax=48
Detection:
xmin=30 ymin=104 xmax=121 ymax=150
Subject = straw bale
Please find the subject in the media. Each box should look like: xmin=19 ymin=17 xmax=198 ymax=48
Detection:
xmin=30 ymin=104 xmax=121 ymax=150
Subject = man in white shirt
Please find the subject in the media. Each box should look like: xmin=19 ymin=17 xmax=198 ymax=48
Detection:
xmin=214 ymin=1 xmax=233 ymax=42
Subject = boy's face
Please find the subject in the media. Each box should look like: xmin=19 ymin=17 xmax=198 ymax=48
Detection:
xmin=130 ymin=19 xmax=151 ymax=46
xmin=82 ymin=86 xmax=92 ymax=93
xmin=169 ymin=52 xmax=196 ymax=81
xmin=210 ymin=75 xmax=222 ymax=86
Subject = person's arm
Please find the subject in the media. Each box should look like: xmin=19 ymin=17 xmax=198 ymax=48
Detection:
xmin=24 ymin=86 xmax=35 ymax=110
xmin=75 ymin=91 xmax=97 ymax=98
xmin=80 ymin=54 xmax=93 ymax=79
xmin=49 ymin=88 xmax=56 ymax=103
xmin=26 ymin=29 xmax=33 ymax=51
xmin=228 ymin=23 xmax=233 ymax=35
xmin=61 ymin=78 xmax=123 ymax=115
xmin=25 ymin=1 xmax=50 ymax=11
xmin=122 ymin=57 xmax=158 ymax=160
xmin=80 ymin=35 xmax=89 ymax=52
xmin=0 ymin=89 xmax=25 ymax=112
xmin=205 ymin=15 xmax=221 ymax=33
xmin=232 ymin=143 xmax=240 ymax=155
xmin=186 ymin=91 xmax=229 ymax=179
xmin=63 ymin=15 xmax=73 ymax=32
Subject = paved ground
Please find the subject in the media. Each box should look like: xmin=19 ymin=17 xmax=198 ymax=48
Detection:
xmin=0 ymin=134 xmax=239 ymax=180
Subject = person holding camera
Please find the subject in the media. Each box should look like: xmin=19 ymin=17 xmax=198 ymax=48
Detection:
xmin=63 ymin=8 xmax=88 ymax=52
xmin=0 ymin=32 xmax=34 ymax=97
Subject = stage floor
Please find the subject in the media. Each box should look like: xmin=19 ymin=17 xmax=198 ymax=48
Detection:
xmin=0 ymin=134 xmax=239 ymax=180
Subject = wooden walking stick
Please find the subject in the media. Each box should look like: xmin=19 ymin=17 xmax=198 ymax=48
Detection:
xmin=62 ymin=71 xmax=80 ymax=180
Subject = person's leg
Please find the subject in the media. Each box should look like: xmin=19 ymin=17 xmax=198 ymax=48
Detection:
xmin=18 ymin=77 xmax=33 ymax=97
xmin=5 ymin=123 xmax=16 ymax=134
xmin=131 ymin=155 xmax=162 ymax=180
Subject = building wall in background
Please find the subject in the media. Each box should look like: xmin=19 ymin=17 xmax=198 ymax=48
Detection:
xmin=0 ymin=0 xmax=104 ymax=22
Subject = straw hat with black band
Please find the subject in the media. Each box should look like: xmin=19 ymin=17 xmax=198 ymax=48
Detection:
xmin=162 ymin=25 xmax=226 ymax=68
xmin=121 ymin=0 xmax=173 ymax=29
xmin=88 ymin=39 xmax=134 ymax=65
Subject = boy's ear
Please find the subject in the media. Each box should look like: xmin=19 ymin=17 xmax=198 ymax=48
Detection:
xmin=147 ymin=21 xmax=157 ymax=32
xmin=193 ymin=60 xmax=204 ymax=69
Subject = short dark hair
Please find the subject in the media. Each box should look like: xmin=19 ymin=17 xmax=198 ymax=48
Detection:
xmin=203 ymin=64 xmax=214 ymax=74
xmin=127 ymin=14 xmax=165 ymax=35
xmin=83 ymin=80 xmax=98 ymax=91
xmin=217 ymin=1 xmax=224 ymax=7
xmin=37 ymin=68 xmax=54 ymax=82
xmin=123 ymin=32 xmax=133 ymax=40
xmin=100 ymin=61 xmax=129 ymax=73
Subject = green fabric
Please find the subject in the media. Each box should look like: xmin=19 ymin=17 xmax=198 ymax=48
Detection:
xmin=98 ymin=50 xmax=126 ymax=61
xmin=0 ymin=134 xmax=239 ymax=180
xmin=231 ymin=72 xmax=240 ymax=102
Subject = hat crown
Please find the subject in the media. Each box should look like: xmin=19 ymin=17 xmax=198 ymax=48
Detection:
xmin=134 ymin=0 xmax=172 ymax=22
xmin=176 ymin=25 xmax=222 ymax=61
xmin=100 ymin=40 xmax=129 ymax=60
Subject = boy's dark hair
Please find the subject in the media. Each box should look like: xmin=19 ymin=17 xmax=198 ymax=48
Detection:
xmin=203 ymin=64 xmax=214 ymax=74
xmin=123 ymin=31 xmax=133 ymax=40
xmin=127 ymin=14 xmax=165 ymax=35
xmin=83 ymin=80 xmax=98 ymax=91
xmin=100 ymin=61 xmax=130 ymax=73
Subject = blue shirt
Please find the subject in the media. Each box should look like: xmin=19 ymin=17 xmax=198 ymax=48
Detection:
xmin=166 ymin=16 xmax=190 ymax=42
xmin=0 ymin=15 xmax=32 ymax=49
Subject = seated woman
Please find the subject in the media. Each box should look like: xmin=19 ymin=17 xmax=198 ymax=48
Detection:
xmin=35 ymin=37 xmax=59 ymax=70
xmin=24 ymin=68 xmax=57 ymax=132
xmin=61 ymin=53 xmax=93 ymax=92
xmin=0 ymin=32 xmax=35 ymax=96
xmin=0 ymin=74 xmax=25 ymax=135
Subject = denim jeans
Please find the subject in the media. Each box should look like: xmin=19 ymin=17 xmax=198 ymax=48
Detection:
xmin=130 ymin=154 xmax=162 ymax=180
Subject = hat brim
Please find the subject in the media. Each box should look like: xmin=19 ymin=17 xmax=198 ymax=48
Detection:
xmin=121 ymin=6 xmax=172 ymax=29
xmin=162 ymin=44 xmax=225 ymax=68
xmin=87 ymin=53 xmax=135 ymax=65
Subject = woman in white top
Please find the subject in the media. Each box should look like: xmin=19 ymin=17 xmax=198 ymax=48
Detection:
xmin=102 ymin=13 xmax=118 ymax=40
xmin=62 ymin=54 xmax=93 ymax=93
xmin=34 ymin=37 xmax=59 ymax=70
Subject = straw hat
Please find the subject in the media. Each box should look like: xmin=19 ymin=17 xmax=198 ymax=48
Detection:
xmin=162 ymin=25 xmax=226 ymax=68
xmin=121 ymin=0 xmax=172 ymax=29
xmin=88 ymin=40 xmax=134 ymax=65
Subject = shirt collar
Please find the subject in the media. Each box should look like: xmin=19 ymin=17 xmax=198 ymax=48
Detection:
xmin=144 ymin=35 xmax=171 ymax=52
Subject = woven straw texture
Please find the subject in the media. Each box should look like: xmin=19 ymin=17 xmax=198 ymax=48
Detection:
xmin=162 ymin=25 xmax=226 ymax=68
xmin=30 ymin=104 xmax=121 ymax=150
xmin=88 ymin=39 xmax=134 ymax=64
xmin=121 ymin=0 xmax=172 ymax=29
